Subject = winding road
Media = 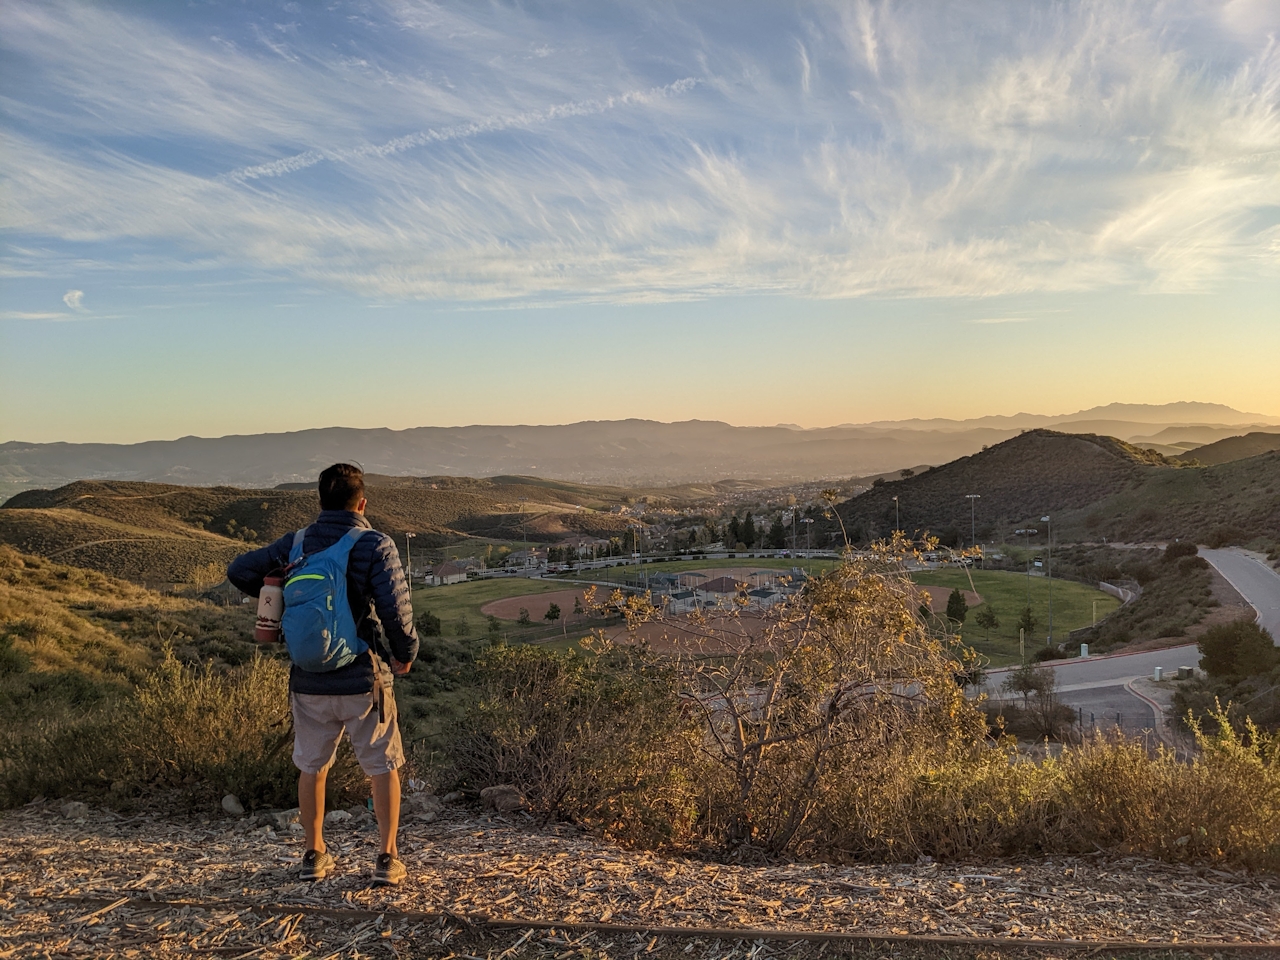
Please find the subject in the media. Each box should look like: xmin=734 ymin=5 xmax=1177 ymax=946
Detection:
xmin=977 ymin=548 xmax=1280 ymax=732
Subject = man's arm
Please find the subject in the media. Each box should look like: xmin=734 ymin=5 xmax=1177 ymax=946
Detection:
xmin=226 ymin=534 xmax=293 ymax=597
xmin=366 ymin=534 xmax=419 ymax=667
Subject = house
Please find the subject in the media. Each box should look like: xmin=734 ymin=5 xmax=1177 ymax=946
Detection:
xmin=555 ymin=535 xmax=610 ymax=556
xmin=430 ymin=560 xmax=471 ymax=591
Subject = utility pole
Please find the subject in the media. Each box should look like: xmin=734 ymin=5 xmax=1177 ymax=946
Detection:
xmin=966 ymin=494 xmax=980 ymax=550
xmin=1041 ymin=515 xmax=1053 ymax=643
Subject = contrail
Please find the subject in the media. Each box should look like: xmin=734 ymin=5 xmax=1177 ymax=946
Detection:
xmin=224 ymin=77 xmax=700 ymax=184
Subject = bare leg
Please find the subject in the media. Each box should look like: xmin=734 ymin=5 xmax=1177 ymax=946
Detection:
xmin=370 ymin=769 xmax=401 ymax=858
xmin=299 ymin=769 xmax=328 ymax=853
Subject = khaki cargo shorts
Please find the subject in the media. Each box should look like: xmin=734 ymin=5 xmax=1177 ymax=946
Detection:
xmin=291 ymin=676 xmax=404 ymax=776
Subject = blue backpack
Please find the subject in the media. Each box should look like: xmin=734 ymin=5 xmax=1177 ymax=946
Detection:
xmin=281 ymin=526 xmax=369 ymax=672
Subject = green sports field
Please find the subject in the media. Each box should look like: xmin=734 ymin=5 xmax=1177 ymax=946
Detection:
xmin=911 ymin=568 xmax=1119 ymax=666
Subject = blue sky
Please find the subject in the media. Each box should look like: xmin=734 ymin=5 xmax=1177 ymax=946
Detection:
xmin=2 ymin=0 xmax=1278 ymax=442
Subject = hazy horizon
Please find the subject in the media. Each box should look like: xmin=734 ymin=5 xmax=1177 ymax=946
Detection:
xmin=3 ymin=400 xmax=1279 ymax=448
xmin=3 ymin=2 xmax=1279 ymax=443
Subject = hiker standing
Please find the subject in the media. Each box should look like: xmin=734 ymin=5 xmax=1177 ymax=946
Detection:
xmin=227 ymin=463 xmax=418 ymax=885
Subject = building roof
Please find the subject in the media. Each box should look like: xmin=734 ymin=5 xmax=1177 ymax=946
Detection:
xmin=699 ymin=576 xmax=747 ymax=594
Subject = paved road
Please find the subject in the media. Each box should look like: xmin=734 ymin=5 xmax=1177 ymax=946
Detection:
xmin=1200 ymin=548 xmax=1280 ymax=641
xmin=977 ymin=548 xmax=1280 ymax=729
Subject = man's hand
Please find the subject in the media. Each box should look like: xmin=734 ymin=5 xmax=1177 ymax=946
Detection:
xmin=390 ymin=658 xmax=411 ymax=676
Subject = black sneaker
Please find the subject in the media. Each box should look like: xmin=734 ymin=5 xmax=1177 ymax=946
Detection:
xmin=300 ymin=849 xmax=335 ymax=881
xmin=373 ymin=853 xmax=406 ymax=886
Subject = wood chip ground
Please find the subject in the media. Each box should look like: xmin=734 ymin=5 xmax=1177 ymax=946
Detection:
xmin=2 ymin=800 xmax=1277 ymax=958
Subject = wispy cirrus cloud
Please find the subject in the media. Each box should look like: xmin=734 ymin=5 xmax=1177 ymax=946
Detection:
xmin=2 ymin=1 xmax=1278 ymax=304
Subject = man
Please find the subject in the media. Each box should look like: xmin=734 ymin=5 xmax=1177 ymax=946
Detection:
xmin=228 ymin=463 xmax=418 ymax=885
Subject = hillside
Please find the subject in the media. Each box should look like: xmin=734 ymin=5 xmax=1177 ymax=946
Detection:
xmin=1182 ymin=431 xmax=1280 ymax=466
xmin=0 ymin=475 xmax=643 ymax=582
xmin=833 ymin=430 xmax=1280 ymax=548
xmin=833 ymin=431 xmax=1165 ymax=544
xmin=1069 ymin=449 xmax=1280 ymax=545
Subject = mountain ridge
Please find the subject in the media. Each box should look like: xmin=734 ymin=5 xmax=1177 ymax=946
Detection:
xmin=3 ymin=403 xmax=1276 ymax=493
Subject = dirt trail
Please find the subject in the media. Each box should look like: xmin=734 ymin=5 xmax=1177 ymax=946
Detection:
xmin=1 ymin=801 xmax=1275 ymax=956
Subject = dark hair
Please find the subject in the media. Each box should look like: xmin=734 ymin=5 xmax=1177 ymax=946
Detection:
xmin=318 ymin=463 xmax=365 ymax=511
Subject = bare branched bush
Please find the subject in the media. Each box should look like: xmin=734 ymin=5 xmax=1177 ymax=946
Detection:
xmin=442 ymin=641 xmax=702 ymax=846
xmin=440 ymin=542 xmax=1280 ymax=868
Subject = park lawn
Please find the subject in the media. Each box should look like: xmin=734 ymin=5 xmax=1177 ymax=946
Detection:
xmin=911 ymin=569 xmax=1120 ymax=667
xmin=411 ymin=577 xmax=568 ymax=629
xmin=410 ymin=576 xmax=603 ymax=645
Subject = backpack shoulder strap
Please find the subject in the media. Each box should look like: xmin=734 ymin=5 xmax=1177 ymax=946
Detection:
xmin=288 ymin=526 xmax=310 ymax=564
xmin=331 ymin=525 xmax=369 ymax=560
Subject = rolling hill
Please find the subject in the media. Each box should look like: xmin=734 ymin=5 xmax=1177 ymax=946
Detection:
xmin=833 ymin=430 xmax=1280 ymax=548
xmin=0 ymin=475 xmax=651 ymax=583
xmin=1181 ymin=431 xmax=1280 ymax=466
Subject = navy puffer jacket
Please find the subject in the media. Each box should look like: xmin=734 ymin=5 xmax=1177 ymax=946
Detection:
xmin=227 ymin=510 xmax=419 ymax=696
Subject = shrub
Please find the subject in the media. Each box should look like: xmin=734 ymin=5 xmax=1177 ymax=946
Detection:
xmin=1163 ymin=540 xmax=1199 ymax=563
xmin=0 ymin=655 xmax=365 ymax=810
xmin=415 ymin=610 xmax=442 ymax=637
xmin=432 ymin=553 xmax=1280 ymax=869
xmin=442 ymin=642 xmax=699 ymax=846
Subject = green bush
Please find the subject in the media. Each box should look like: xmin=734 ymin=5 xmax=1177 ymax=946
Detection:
xmin=415 ymin=609 xmax=443 ymax=637
xmin=1199 ymin=619 xmax=1279 ymax=679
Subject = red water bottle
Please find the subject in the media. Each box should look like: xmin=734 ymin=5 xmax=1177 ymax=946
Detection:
xmin=254 ymin=575 xmax=284 ymax=643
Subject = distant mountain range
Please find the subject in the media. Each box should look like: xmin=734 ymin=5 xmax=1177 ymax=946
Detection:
xmin=2 ymin=402 xmax=1276 ymax=494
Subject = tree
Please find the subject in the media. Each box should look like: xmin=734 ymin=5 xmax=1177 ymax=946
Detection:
xmin=974 ymin=605 xmax=1000 ymax=640
xmin=727 ymin=515 xmax=741 ymax=547
xmin=415 ymin=610 xmax=443 ymax=637
xmin=1199 ymin=619 xmax=1280 ymax=678
xmin=1017 ymin=605 xmax=1038 ymax=637
xmin=487 ymin=614 xmax=502 ymax=637
xmin=453 ymin=615 xmax=471 ymax=637
xmin=900 ymin=468 xmax=915 ymax=479
xmin=767 ymin=517 xmax=787 ymax=549
xmin=945 ymin=588 xmax=969 ymax=625
xmin=743 ymin=512 xmax=756 ymax=548
xmin=544 ymin=603 xmax=561 ymax=623
xmin=1001 ymin=662 xmax=1054 ymax=708
xmin=517 ymin=607 xmax=532 ymax=626
xmin=573 ymin=595 xmax=585 ymax=616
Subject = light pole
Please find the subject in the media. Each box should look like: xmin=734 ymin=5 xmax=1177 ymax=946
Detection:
xmin=403 ymin=532 xmax=416 ymax=591
xmin=1041 ymin=515 xmax=1053 ymax=642
xmin=801 ymin=517 xmax=814 ymax=556
xmin=965 ymin=494 xmax=980 ymax=550
xmin=892 ymin=496 xmax=900 ymax=535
